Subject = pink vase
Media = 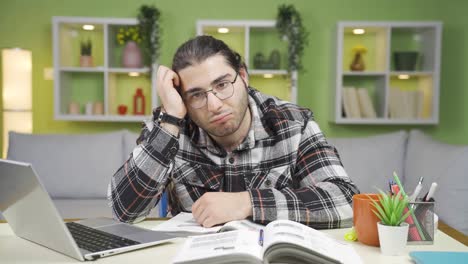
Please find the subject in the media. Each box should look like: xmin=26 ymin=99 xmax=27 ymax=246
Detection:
xmin=122 ymin=41 xmax=143 ymax=68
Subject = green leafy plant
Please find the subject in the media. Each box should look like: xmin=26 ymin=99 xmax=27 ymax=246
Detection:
xmin=368 ymin=189 xmax=413 ymax=226
xmin=80 ymin=39 xmax=92 ymax=56
xmin=276 ymin=4 xmax=309 ymax=72
xmin=137 ymin=5 xmax=161 ymax=67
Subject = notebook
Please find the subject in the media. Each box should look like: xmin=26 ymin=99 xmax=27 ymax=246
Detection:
xmin=410 ymin=251 xmax=468 ymax=264
xmin=0 ymin=159 xmax=178 ymax=261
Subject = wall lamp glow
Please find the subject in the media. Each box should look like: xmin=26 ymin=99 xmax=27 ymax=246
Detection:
xmin=353 ymin=28 xmax=365 ymax=35
xmin=217 ymin=27 xmax=229 ymax=34
xmin=398 ymin=74 xmax=410 ymax=80
xmin=82 ymin=24 xmax=95 ymax=31
xmin=2 ymin=48 xmax=33 ymax=157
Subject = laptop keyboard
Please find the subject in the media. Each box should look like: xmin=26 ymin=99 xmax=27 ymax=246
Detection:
xmin=66 ymin=222 xmax=140 ymax=253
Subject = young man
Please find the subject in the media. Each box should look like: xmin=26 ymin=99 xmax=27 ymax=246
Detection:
xmin=108 ymin=36 xmax=359 ymax=228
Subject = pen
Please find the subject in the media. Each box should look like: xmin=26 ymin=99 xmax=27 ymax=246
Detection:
xmin=425 ymin=182 xmax=438 ymax=201
xmin=258 ymin=229 xmax=264 ymax=246
xmin=409 ymin=177 xmax=424 ymax=202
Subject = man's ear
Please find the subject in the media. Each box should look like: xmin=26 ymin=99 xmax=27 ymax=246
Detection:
xmin=239 ymin=67 xmax=249 ymax=86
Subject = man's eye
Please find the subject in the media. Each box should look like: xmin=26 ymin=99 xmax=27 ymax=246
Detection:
xmin=215 ymin=81 xmax=229 ymax=90
xmin=190 ymin=92 xmax=204 ymax=99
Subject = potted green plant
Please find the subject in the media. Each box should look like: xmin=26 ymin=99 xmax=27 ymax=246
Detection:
xmin=80 ymin=39 xmax=93 ymax=67
xmin=368 ymin=188 xmax=413 ymax=255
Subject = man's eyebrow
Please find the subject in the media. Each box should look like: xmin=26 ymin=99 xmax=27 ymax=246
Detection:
xmin=184 ymin=73 xmax=232 ymax=94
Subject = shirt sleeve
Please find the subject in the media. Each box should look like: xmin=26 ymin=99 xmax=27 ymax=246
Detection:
xmin=247 ymin=120 xmax=359 ymax=229
xmin=107 ymin=109 xmax=180 ymax=223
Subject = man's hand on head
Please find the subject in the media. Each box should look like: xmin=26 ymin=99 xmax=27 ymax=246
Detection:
xmin=191 ymin=191 xmax=253 ymax=227
xmin=156 ymin=65 xmax=186 ymax=119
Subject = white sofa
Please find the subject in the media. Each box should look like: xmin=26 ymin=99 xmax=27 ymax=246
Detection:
xmin=3 ymin=130 xmax=160 ymax=220
xmin=3 ymin=129 xmax=467 ymax=235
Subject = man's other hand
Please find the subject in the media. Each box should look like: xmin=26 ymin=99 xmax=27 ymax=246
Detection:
xmin=191 ymin=191 xmax=253 ymax=227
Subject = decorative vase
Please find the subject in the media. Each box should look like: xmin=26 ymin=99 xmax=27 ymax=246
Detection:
xmin=377 ymin=222 xmax=409 ymax=256
xmin=122 ymin=41 xmax=143 ymax=68
xmin=269 ymin=49 xmax=281 ymax=69
xmin=80 ymin=55 xmax=93 ymax=67
xmin=394 ymin=51 xmax=419 ymax=71
xmin=133 ymin=88 xmax=146 ymax=115
xmin=350 ymin=52 xmax=365 ymax=71
xmin=253 ymin=52 xmax=265 ymax=69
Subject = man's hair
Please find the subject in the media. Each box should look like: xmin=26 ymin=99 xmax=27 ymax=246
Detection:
xmin=172 ymin=35 xmax=245 ymax=73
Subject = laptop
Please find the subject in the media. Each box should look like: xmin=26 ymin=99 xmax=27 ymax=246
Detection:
xmin=0 ymin=159 xmax=178 ymax=261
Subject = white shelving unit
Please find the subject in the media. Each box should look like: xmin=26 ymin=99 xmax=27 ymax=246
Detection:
xmin=197 ymin=20 xmax=297 ymax=104
xmin=333 ymin=21 xmax=442 ymax=125
xmin=52 ymin=16 xmax=158 ymax=122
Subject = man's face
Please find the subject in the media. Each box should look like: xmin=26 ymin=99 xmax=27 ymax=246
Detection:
xmin=178 ymin=55 xmax=250 ymax=138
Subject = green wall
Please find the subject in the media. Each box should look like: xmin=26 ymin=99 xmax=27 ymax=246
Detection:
xmin=1 ymin=0 xmax=468 ymax=154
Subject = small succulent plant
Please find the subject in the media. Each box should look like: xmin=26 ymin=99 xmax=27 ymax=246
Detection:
xmin=80 ymin=39 xmax=92 ymax=56
xmin=369 ymin=188 xmax=413 ymax=226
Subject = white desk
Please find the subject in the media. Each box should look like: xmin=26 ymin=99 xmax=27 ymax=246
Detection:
xmin=0 ymin=220 xmax=466 ymax=263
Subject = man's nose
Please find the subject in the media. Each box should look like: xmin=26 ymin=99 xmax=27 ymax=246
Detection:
xmin=206 ymin=92 xmax=223 ymax=112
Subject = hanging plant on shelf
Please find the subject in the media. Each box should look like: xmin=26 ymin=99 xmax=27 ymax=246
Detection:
xmin=276 ymin=4 xmax=309 ymax=72
xmin=137 ymin=5 xmax=161 ymax=69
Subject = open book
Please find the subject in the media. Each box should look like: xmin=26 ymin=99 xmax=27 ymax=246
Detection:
xmin=172 ymin=219 xmax=362 ymax=264
xmin=152 ymin=212 xmax=264 ymax=234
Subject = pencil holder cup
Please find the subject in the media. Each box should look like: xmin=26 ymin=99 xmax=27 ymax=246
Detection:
xmin=405 ymin=200 xmax=435 ymax=245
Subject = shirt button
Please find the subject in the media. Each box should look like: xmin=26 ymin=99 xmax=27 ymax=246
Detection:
xmin=170 ymin=147 xmax=178 ymax=155
xmin=265 ymin=179 xmax=272 ymax=187
xmin=228 ymin=157 xmax=235 ymax=164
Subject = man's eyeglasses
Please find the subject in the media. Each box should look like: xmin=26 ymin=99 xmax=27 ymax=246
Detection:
xmin=184 ymin=73 xmax=238 ymax=109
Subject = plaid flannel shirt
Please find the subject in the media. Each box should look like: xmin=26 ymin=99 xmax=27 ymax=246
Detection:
xmin=108 ymin=88 xmax=359 ymax=228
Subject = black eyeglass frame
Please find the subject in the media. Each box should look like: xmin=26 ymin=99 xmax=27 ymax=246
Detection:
xmin=184 ymin=72 xmax=239 ymax=109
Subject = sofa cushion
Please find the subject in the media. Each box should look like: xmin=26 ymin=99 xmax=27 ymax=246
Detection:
xmin=7 ymin=131 xmax=125 ymax=199
xmin=328 ymin=131 xmax=408 ymax=193
xmin=123 ymin=130 xmax=140 ymax=158
xmin=405 ymin=130 xmax=468 ymax=235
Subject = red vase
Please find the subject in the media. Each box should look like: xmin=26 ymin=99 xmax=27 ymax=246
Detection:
xmin=133 ymin=88 xmax=145 ymax=115
xmin=122 ymin=41 xmax=142 ymax=68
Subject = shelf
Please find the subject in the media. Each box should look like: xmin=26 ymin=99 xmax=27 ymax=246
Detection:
xmin=55 ymin=114 xmax=148 ymax=122
xmin=334 ymin=117 xmax=438 ymax=125
xmin=60 ymin=66 xmax=105 ymax=72
xmin=389 ymin=71 xmax=433 ymax=76
xmin=249 ymin=69 xmax=288 ymax=75
xmin=343 ymin=71 xmax=386 ymax=76
xmin=53 ymin=16 xmax=158 ymax=121
xmin=334 ymin=21 xmax=441 ymax=125
xmin=108 ymin=67 xmax=150 ymax=73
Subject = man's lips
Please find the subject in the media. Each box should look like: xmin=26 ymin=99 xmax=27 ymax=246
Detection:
xmin=210 ymin=112 xmax=233 ymax=124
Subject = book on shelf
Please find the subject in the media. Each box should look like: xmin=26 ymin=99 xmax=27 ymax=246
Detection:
xmin=152 ymin=212 xmax=264 ymax=234
xmin=389 ymin=88 xmax=425 ymax=119
xmin=342 ymin=87 xmax=361 ymax=118
xmin=356 ymin=88 xmax=377 ymax=118
xmin=172 ymin=219 xmax=362 ymax=264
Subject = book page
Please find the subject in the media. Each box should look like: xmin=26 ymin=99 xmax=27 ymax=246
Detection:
xmin=172 ymin=230 xmax=263 ymax=264
xmin=219 ymin=219 xmax=265 ymax=233
xmin=263 ymin=220 xmax=362 ymax=264
xmin=152 ymin=212 xmax=222 ymax=233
